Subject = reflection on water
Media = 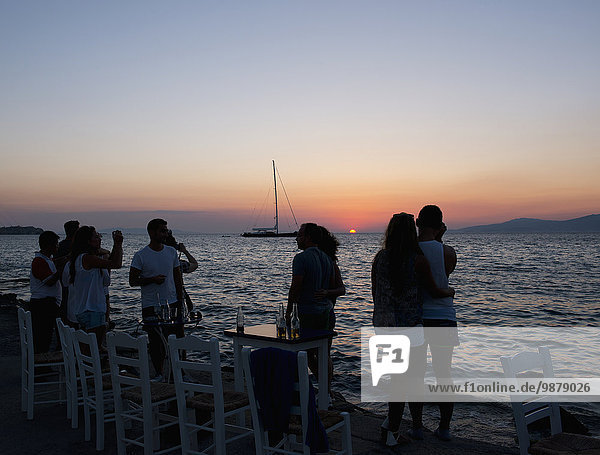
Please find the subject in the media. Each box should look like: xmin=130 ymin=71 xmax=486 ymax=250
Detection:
xmin=1 ymin=232 xmax=599 ymax=407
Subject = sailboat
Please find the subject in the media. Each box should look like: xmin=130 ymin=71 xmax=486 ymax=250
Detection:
xmin=241 ymin=161 xmax=299 ymax=237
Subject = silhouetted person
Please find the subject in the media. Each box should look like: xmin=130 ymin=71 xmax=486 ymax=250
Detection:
xmin=69 ymin=226 xmax=123 ymax=349
xmin=413 ymin=204 xmax=458 ymax=441
xmin=164 ymin=230 xmax=198 ymax=315
xmin=315 ymin=225 xmax=345 ymax=398
xmin=288 ymin=222 xmax=335 ymax=381
xmin=129 ymin=219 xmax=184 ymax=379
xmin=29 ymin=231 xmax=64 ymax=353
xmin=56 ymin=220 xmax=79 ymax=321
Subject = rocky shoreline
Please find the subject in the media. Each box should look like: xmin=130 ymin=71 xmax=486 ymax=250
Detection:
xmin=0 ymin=226 xmax=44 ymax=235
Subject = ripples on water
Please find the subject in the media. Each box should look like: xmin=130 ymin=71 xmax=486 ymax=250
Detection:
xmin=1 ymin=232 xmax=599 ymax=405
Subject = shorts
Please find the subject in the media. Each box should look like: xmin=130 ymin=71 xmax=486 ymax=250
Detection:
xmin=299 ymin=310 xmax=330 ymax=331
xmin=423 ymin=318 xmax=460 ymax=347
xmin=76 ymin=310 xmax=106 ymax=330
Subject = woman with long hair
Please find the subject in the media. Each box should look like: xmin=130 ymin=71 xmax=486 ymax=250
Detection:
xmin=371 ymin=213 xmax=454 ymax=446
xmin=69 ymin=226 xmax=123 ymax=348
xmin=315 ymin=225 xmax=345 ymax=404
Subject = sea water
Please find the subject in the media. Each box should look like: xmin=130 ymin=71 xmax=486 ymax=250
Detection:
xmin=2 ymin=232 xmax=599 ymax=411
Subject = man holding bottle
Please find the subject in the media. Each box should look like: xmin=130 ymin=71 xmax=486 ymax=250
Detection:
xmin=129 ymin=218 xmax=183 ymax=380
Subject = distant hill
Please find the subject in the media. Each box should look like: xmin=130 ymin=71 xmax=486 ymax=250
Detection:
xmin=0 ymin=225 xmax=44 ymax=235
xmin=453 ymin=214 xmax=600 ymax=233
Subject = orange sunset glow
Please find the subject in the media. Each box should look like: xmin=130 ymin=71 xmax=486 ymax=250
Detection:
xmin=0 ymin=3 xmax=598 ymax=233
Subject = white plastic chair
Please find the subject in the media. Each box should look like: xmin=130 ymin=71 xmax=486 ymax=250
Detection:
xmin=107 ymin=331 xmax=179 ymax=455
xmin=242 ymin=347 xmax=352 ymax=455
xmin=18 ymin=307 xmax=65 ymax=420
xmin=56 ymin=318 xmax=81 ymax=428
xmin=72 ymin=329 xmax=115 ymax=451
xmin=501 ymin=346 xmax=600 ymax=455
xmin=169 ymin=334 xmax=253 ymax=455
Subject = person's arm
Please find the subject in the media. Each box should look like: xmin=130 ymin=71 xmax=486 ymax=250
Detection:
xmin=128 ymin=267 xmax=166 ymax=286
xmin=287 ymin=274 xmax=303 ymax=320
xmin=178 ymin=243 xmax=198 ymax=273
xmin=371 ymin=252 xmax=381 ymax=301
xmin=105 ymin=294 xmax=110 ymax=322
xmin=415 ymin=255 xmax=455 ymax=298
xmin=173 ymin=266 xmax=184 ymax=303
xmin=315 ymin=264 xmax=345 ymax=303
xmin=32 ymin=257 xmax=61 ymax=286
xmin=82 ymin=231 xmax=124 ymax=270
xmin=444 ymin=244 xmax=457 ymax=277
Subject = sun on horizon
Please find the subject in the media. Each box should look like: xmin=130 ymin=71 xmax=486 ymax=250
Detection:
xmin=349 ymin=229 xmax=357 ymax=234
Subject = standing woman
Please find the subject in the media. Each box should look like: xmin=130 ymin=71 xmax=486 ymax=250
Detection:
xmin=372 ymin=213 xmax=454 ymax=446
xmin=316 ymin=225 xmax=345 ymax=402
xmin=69 ymin=226 xmax=123 ymax=348
xmin=29 ymin=231 xmax=65 ymax=353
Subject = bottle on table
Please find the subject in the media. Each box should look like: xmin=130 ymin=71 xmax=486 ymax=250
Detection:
xmin=291 ymin=302 xmax=300 ymax=340
xmin=276 ymin=302 xmax=286 ymax=338
xmin=236 ymin=305 xmax=244 ymax=333
xmin=162 ymin=299 xmax=171 ymax=322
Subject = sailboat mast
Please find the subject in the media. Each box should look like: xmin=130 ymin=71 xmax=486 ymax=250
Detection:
xmin=273 ymin=160 xmax=279 ymax=234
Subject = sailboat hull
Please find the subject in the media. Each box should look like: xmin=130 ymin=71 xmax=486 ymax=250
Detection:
xmin=241 ymin=231 xmax=297 ymax=238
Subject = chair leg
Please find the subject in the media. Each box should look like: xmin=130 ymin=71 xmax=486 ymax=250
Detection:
xmin=96 ymin=396 xmax=105 ymax=451
xmin=143 ymin=404 xmax=155 ymax=455
xmin=214 ymin=410 xmax=226 ymax=455
xmin=114 ymin=403 xmax=127 ymax=455
xmin=66 ymin=383 xmax=72 ymax=420
xmin=21 ymin=367 xmax=27 ymax=412
xmin=342 ymin=412 xmax=352 ymax=455
xmin=180 ymin=408 xmax=196 ymax=454
xmin=83 ymin=399 xmax=91 ymax=442
xmin=71 ymin=390 xmax=79 ymax=429
xmin=27 ymin=373 xmax=34 ymax=420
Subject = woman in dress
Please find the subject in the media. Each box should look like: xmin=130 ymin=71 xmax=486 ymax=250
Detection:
xmin=372 ymin=213 xmax=454 ymax=446
xmin=68 ymin=226 xmax=123 ymax=348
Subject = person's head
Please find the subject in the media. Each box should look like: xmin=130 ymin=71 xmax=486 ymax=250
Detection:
xmin=71 ymin=226 xmax=100 ymax=257
xmin=416 ymin=205 xmax=443 ymax=231
xmin=69 ymin=226 xmax=100 ymax=283
xmin=38 ymin=231 xmax=59 ymax=256
xmin=383 ymin=213 xmax=418 ymax=258
xmin=163 ymin=229 xmax=178 ymax=249
xmin=317 ymin=225 xmax=339 ymax=262
xmin=296 ymin=222 xmax=321 ymax=250
xmin=63 ymin=220 xmax=79 ymax=239
xmin=147 ymin=218 xmax=169 ymax=243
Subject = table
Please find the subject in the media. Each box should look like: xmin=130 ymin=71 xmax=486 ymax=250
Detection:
xmin=141 ymin=317 xmax=202 ymax=381
xmin=224 ymin=323 xmax=336 ymax=410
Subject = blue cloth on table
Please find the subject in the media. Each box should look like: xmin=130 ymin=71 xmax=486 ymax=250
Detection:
xmin=249 ymin=348 xmax=328 ymax=454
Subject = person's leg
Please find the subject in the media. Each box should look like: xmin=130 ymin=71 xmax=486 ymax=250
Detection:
xmin=430 ymin=344 xmax=455 ymax=431
xmin=299 ymin=311 xmax=329 ymax=379
xmin=327 ymin=308 xmax=335 ymax=395
xmin=146 ymin=327 xmax=165 ymax=376
xmin=30 ymin=298 xmax=55 ymax=353
xmin=81 ymin=311 xmax=106 ymax=351
xmin=142 ymin=307 xmax=165 ymax=376
xmin=48 ymin=303 xmax=59 ymax=351
xmin=407 ymin=343 xmax=427 ymax=431
xmin=387 ymin=401 xmax=405 ymax=432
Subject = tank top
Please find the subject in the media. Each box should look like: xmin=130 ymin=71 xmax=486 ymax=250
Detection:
xmin=72 ymin=253 xmax=106 ymax=314
xmin=419 ymin=240 xmax=455 ymax=321
xmin=29 ymin=252 xmax=61 ymax=303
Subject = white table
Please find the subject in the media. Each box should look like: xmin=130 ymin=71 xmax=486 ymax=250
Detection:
xmin=224 ymin=323 xmax=336 ymax=410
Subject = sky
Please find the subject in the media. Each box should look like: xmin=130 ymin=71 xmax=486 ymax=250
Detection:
xmin=1 ymin=1 xmax=599 ymax=233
